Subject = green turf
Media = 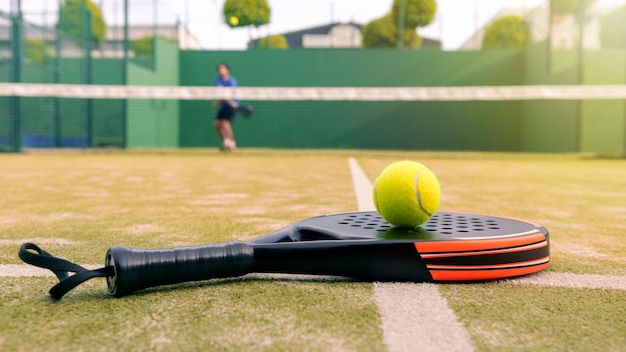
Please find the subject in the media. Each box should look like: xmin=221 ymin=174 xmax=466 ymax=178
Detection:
xmin=0 ymin=152 xmax=357 ymax=264
xmin=1 ymin=149 xmax=625 ymax=351
xmin=440 ymin=284 xmax=626 ymax=351
xmin=2 ymin=277 xmax=382 ymax=351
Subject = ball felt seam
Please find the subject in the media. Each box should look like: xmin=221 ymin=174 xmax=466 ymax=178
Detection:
xmin=414 ymin=168 xmax=433 ymax=217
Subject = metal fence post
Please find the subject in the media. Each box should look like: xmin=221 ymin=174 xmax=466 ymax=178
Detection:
xmin=122 ymin=0 xmax=129 ymax=148
xmin=82 ymin=2 xmax=93 ymax=148
xmin=397 ymin=0 xmax=405 ymax=48
xmin=54 ymin=0 xmax=63 ymax=147
xmin=10 ymin=3 xmax=23 ymax=152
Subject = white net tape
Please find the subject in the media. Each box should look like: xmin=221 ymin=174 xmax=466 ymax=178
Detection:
xmin=2 ymin=83 xmax=626 ymax=101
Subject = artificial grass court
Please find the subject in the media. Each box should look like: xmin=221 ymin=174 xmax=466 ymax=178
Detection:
xmin=1 ymin=149 xmax=625 ymax=351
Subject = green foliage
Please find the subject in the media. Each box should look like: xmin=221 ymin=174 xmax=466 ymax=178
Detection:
xmin=57 ymin=0 xmax=107 ymax=45
xmin=223 ymin=0 xmax=271 ymax=28
xmin=551 ymin=0 xmax=596 ymax=16
xmin=599 ymin=4 xmax=626 ymax=48
xmin=131 ymin=35 xmax=171 ymax=57
xmin=391 ymin=0 xmax=437 ymax=29
xmin=258 ymin=35 xmax=289 ymax=49
xmin=361 ymin=0 xmax=432 ymax=49
xmin=482 ymin=15 xmax=528 ymax=49
xmin=25 ymin=39 xmax=52 ymax=65
xmin=362 ymin=14 xmax=422 ymax=49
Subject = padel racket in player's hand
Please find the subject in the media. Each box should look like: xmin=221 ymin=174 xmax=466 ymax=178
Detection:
xmin=237 ymin=103 xmax=254 ymax=118
xmin=19 ymin=211 xmax=549 ymax=300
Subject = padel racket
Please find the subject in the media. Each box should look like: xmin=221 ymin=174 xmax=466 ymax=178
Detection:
xmin=19 ymin=211 xmax=549 ymax=299
xmin=237 ymin=103 xmax=254 ymax=117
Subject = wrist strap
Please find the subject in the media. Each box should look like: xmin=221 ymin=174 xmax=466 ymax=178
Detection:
xmin=18 ymin=243 xmax=113 ymax=300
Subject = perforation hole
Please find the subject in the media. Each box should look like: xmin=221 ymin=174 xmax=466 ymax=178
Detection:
xmin=338 ymin=212 xmax=504 ymax=234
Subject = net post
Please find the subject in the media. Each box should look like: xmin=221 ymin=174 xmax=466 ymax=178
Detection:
xmin=576 ymin=0 xmax=585 ymax=83
xmin=54 ymin=1 xmax=62 ymax=148
xmin=122 ymin=0 xmax=129 ymax=149
xmin=547 ymin=0 xmax=553 ymax=74
xmin=622 ymin=51 xmax=626 ymax=157
xmin=575 ymin=0 xmax=586 ymax=153
xmin=10 ymin=5 xmax=23 ymax=153
xmin=153 ymin=0 xmax=157 ymax=44
xmin=397 ymin=0 xmax=405 ymax=49
xmin=82 ymin=2 xmax=94 ymax=148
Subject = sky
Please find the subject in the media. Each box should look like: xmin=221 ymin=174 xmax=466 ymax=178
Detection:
xmin=4 ymin=0 xmax=626 ymax=50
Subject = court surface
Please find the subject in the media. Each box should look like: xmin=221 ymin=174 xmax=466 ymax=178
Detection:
xmin=1 ymin=149 xmax=625 ymax=351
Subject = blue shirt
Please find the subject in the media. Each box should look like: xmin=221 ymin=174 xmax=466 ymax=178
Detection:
xmin=214 ymin=76 xmax=239 ymax=108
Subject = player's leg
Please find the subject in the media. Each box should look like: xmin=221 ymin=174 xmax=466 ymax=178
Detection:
xmin=221 ymin=120 xmax=236 ymax=151
xmin=214 ymin=106 xmax=236 ymax=151
xmin=213 ymin=119 xmax=221 ymax=136
xmin=220 ymin=106 xmax=237 ymax=150
xmin=213 ymin=119 xmax=226 ymax=140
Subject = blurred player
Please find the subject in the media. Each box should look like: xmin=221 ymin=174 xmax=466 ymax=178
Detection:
xmin=212 ymin=63 xmax=239 ymax=151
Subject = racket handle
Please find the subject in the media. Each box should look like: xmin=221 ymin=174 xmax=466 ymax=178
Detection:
xmin=105 ymin=241 xmax=254 ymax=296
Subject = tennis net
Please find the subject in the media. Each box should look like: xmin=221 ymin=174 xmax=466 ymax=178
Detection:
xmin=1 ymin=82 xmax=625 ymax=154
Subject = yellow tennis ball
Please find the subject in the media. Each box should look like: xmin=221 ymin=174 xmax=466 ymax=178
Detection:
xmin=229 ymin=16 xmax=239 ymax=26
xmin=373 ymin=161 xmax=441 ymax=228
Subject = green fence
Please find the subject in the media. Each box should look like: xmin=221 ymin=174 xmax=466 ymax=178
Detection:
xmin=175 ymin=47 xmax=626 ymax=154
xmin=1 ymin=7 xmax=109 ymax=151
xmin=126 ymin=37 xmax=180 ymax=148
xmin=178 ymin=49 xmax=526 ymax=151
xmin=0 ymin=6 xmax=174 ymax=152
xmin=522 ymin=42 xmax=626 ymax=154
xmin=3 ymin=4 xmax=625 ymax=154
xmin=0 ymin=11 xmax=16 ymax=151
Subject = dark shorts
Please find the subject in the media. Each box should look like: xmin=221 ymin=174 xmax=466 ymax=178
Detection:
xmin=216 ymin=105 xmax=236 ymax=121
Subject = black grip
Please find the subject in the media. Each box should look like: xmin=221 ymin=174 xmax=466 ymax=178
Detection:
xmin=105 ymin=241 xmax=255 ymax=296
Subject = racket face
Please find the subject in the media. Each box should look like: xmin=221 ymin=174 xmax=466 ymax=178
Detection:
xmin=238 ymin=104 xmax=253 ymax=117
xmin=252 ymin=211 xmax=549 ymax=281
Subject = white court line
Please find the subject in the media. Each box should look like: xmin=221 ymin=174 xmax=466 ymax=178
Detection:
xmin=1 ymin=264 xmax=58 ymax=277
xmin=0 ymin=264 xmax=102 ymax=277
xmin=503 ymin=271 xmax=626 ymax=290
xmin=347 ymin=157 xmax=377 ymax=211
xmin=347 ymin=157 xmax=475 ymax=352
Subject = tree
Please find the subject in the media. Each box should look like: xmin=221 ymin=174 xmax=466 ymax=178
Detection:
xmin=482 ymin=16 xmax=529 ymax=49
xmin=223 ymin=0 xmax=271 ymax=28
xmin=362 ymin=14 xmax=422 ymax=49
xmin=25 ymin=39 xmax=52 ymax=64
xmin=131 ymin=35 xmax=171 ymax=57
xmin=258 ymin=35 xmax=289 ymax=49
xmin=362 ymin=0 xmax=434 ymax=49
xmin=551 ymin=0 xmax=596 ymax=16
xmin=57 ymin=0 xmax=106 ymax=46
xmin=599 ymin=4 xmax=626 ymax=49
xmin=391 ymin=0 xmax=437 ymax=29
